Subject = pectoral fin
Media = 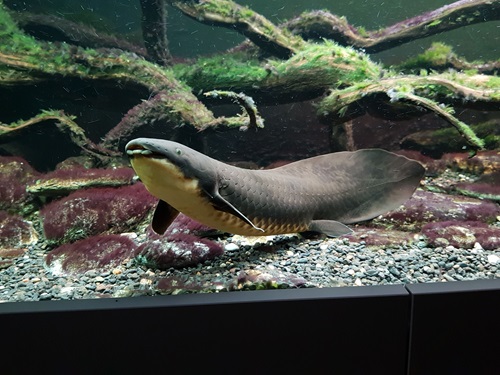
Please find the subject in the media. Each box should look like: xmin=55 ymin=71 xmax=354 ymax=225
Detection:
xmin=309 ymin=220 xmax=353 ymax=237
xmin=152 ymin=199 xmax=180 ymax=234
xmin=207 ymin=188 xmax=264 ymax=233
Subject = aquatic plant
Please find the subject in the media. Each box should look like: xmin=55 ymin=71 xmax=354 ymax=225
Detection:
xmin=40 ymin=183 xmax=156 ymax=243
xmin=45 ymin=234 xmax=138 ymax=275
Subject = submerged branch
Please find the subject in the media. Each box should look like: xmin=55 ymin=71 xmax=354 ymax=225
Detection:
xmin=168 ymin=0 xmax=305 ymax=58
xmin=0 ymin=110 xmax=111 ymax=158
xmin=286 ymin=0 xmax=500 ymax=53
xmin=140 ymin=0 xmax=173 ymax=66
xmin=0 ymin=0 xmax=496 ymax=160
xmin=396 ymin=92 xmax=485 ymax=152
xmin=397 ymin=42 xmax=500 ymax=75
xmin=317 ymin=73 xmax=499 ymax=150
xmin=204 ymin=90 xmax=264 ymax=129
xmin=10 ymin=11 xmax=147 ymax=57
xmin=101 ymin=90 xmax=215 ymax=151
xmin=174 ymin=42 xmax=382 ymax=104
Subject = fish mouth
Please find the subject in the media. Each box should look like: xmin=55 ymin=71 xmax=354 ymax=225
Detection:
xmin=125 ymin=140 xmax=165 ymax=159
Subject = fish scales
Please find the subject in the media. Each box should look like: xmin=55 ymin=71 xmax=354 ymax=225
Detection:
xmin=126 ymin=138 xmax=425 ymax=237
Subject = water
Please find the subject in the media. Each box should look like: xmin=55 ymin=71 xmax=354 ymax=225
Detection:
xmin=0 ymin=0 xmax=498 ymax=302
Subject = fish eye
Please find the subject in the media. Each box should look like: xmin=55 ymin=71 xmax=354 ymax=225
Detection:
xmin=175 ymin=148 xmax=182 ymax=156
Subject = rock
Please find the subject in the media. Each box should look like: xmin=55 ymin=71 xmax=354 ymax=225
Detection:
xmin=224 ymin=243 xmax=240 ymax=252
xmin=487 ymin=254 xmax=499 ymax=265
xmin=442 ymin=150 xmax=500 ymax=175
xmin=401 ymin=120 xmax=500 ymax=156
xmin=379 ymin=190 xmax=500 ymax=230
xmin=0 ymin=211 xmax=38 ymax=249
xmin=453 ymin=182 xmax=500 ymax=202
xmin=156 ymin=275 xmax=226 ymax=294
xmin=331 ymin=112 xmax=446 ymax=152
xmin=132 ymin=212 xmax=224 ymax=269
xmin=40 ymin=183 xmax=157 ymax=243
xmin=346 ymin=226 xmax=417 ymax=247
xmin=0 ymin=156 xmax=39 ymax=214
xmin=135 ymin=233 xmax=223 ymax=269
xmin=44 ymin=234 xmax=138 ymax=275
xmin=27 ymin=167 xmax=136 ymax=196
xmin=229 ymin=269 xmax=307 ymax=291
xmin=421 ymin=221 xmax=500 ymax=250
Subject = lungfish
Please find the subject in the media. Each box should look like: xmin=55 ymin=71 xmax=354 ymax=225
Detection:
xmin=126 ymin=138 xmax=424 ymax=237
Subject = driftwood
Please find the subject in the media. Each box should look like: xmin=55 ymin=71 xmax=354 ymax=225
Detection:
xmin=0 ymin=0 xmax=499 ymax=166
xmin=398 ymin=42 xmax=499 ymax=75
xmin=140 ymin=0 xmax=173 ymax=66
xmin=0 ymin=110 xmax=105 ymax=156
xmin=285 ymin=0 xmax=500 ymax=53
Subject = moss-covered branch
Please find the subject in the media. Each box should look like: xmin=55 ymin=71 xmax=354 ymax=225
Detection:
xmin=397 ymin=42 xmax=499 ymax=75
xmin=0 ymin=110 xmax=108 ymax=157
xmin=395 ymin=92 xmax=485 ymax=152
xmin=285 ymin=0 xmax=500 ymax=53
xmin=0 ymin=0 xmax=496 ymax=160
xmin=204 ymin=90 xmax=264 ymax=129
xmin=174 ymin=42 xmax=382 ymax=104
xmin=0 ymin=2 xmax=216 ymax=140
xmin=168 ymin=0 xmax=305 ymax=58
xmin=10 ymin=11 xmax=148 ymax=57
xmin=317 ymin=72 xmax=499 ymax=150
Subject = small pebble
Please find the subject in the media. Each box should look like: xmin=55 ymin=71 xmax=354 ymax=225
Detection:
xmin=224 ymin=243 xmax=240 ymax=252
xmin=487 ymin=254 xmax=499 ymax=265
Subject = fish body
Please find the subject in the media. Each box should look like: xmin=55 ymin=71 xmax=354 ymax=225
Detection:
xmin=126 ymin=138 xmax=425 ymax=237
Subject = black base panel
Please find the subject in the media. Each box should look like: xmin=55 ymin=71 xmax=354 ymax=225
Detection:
xmin=1 ymin=285 xmax=410 ymax=375
xmin=407 ymin=279 xmax=500 ymax=375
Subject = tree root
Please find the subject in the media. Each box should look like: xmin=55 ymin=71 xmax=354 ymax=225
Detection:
xmin=140 ymin=0 xmax=173 ymax=66
xmin=285 ymin=0 xmax=500 ymax=53
xmin=0 ymin=0 xmax=498 ymax=164
xmin=397 ymin=42 xmax=499 ymax=75
xmin=318 ymin=72 xmax=499 ymax=151
xmin=204 ymin=90 xmax=264 ymax=130
xmin=0 ymin=110 xmax=112 ymax=160
xmin=168 ymin=0 xmax=304 ymax=58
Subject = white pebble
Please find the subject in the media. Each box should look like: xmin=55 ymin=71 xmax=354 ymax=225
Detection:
xmin=487 ymin=254 xmax=499 ymax=265
xmin=224 ymin=243 xmax=239 ymax=252
xmin=473 ymin=242 xmax=483 ymax=251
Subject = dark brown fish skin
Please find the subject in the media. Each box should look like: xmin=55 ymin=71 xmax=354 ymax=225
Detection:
xmin=126 ymin=138 xmax=425 ymax=236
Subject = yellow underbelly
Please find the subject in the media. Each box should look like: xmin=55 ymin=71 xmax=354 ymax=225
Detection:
xmin=190 ymin=207 xmax=309 ymax=236
xmin=131 ymin=156 xmax=308 ymax=236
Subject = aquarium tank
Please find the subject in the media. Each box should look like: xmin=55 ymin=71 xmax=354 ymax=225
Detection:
xmin=0 ymin=0 xmax=499 ymax=303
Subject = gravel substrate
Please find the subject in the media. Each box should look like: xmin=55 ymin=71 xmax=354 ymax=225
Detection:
xmin=1 ymin=232 xmax=499 ymax=302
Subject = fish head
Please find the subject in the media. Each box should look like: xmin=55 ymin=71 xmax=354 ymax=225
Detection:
xmin=125 ymin=138 xmax=216 ymax=199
